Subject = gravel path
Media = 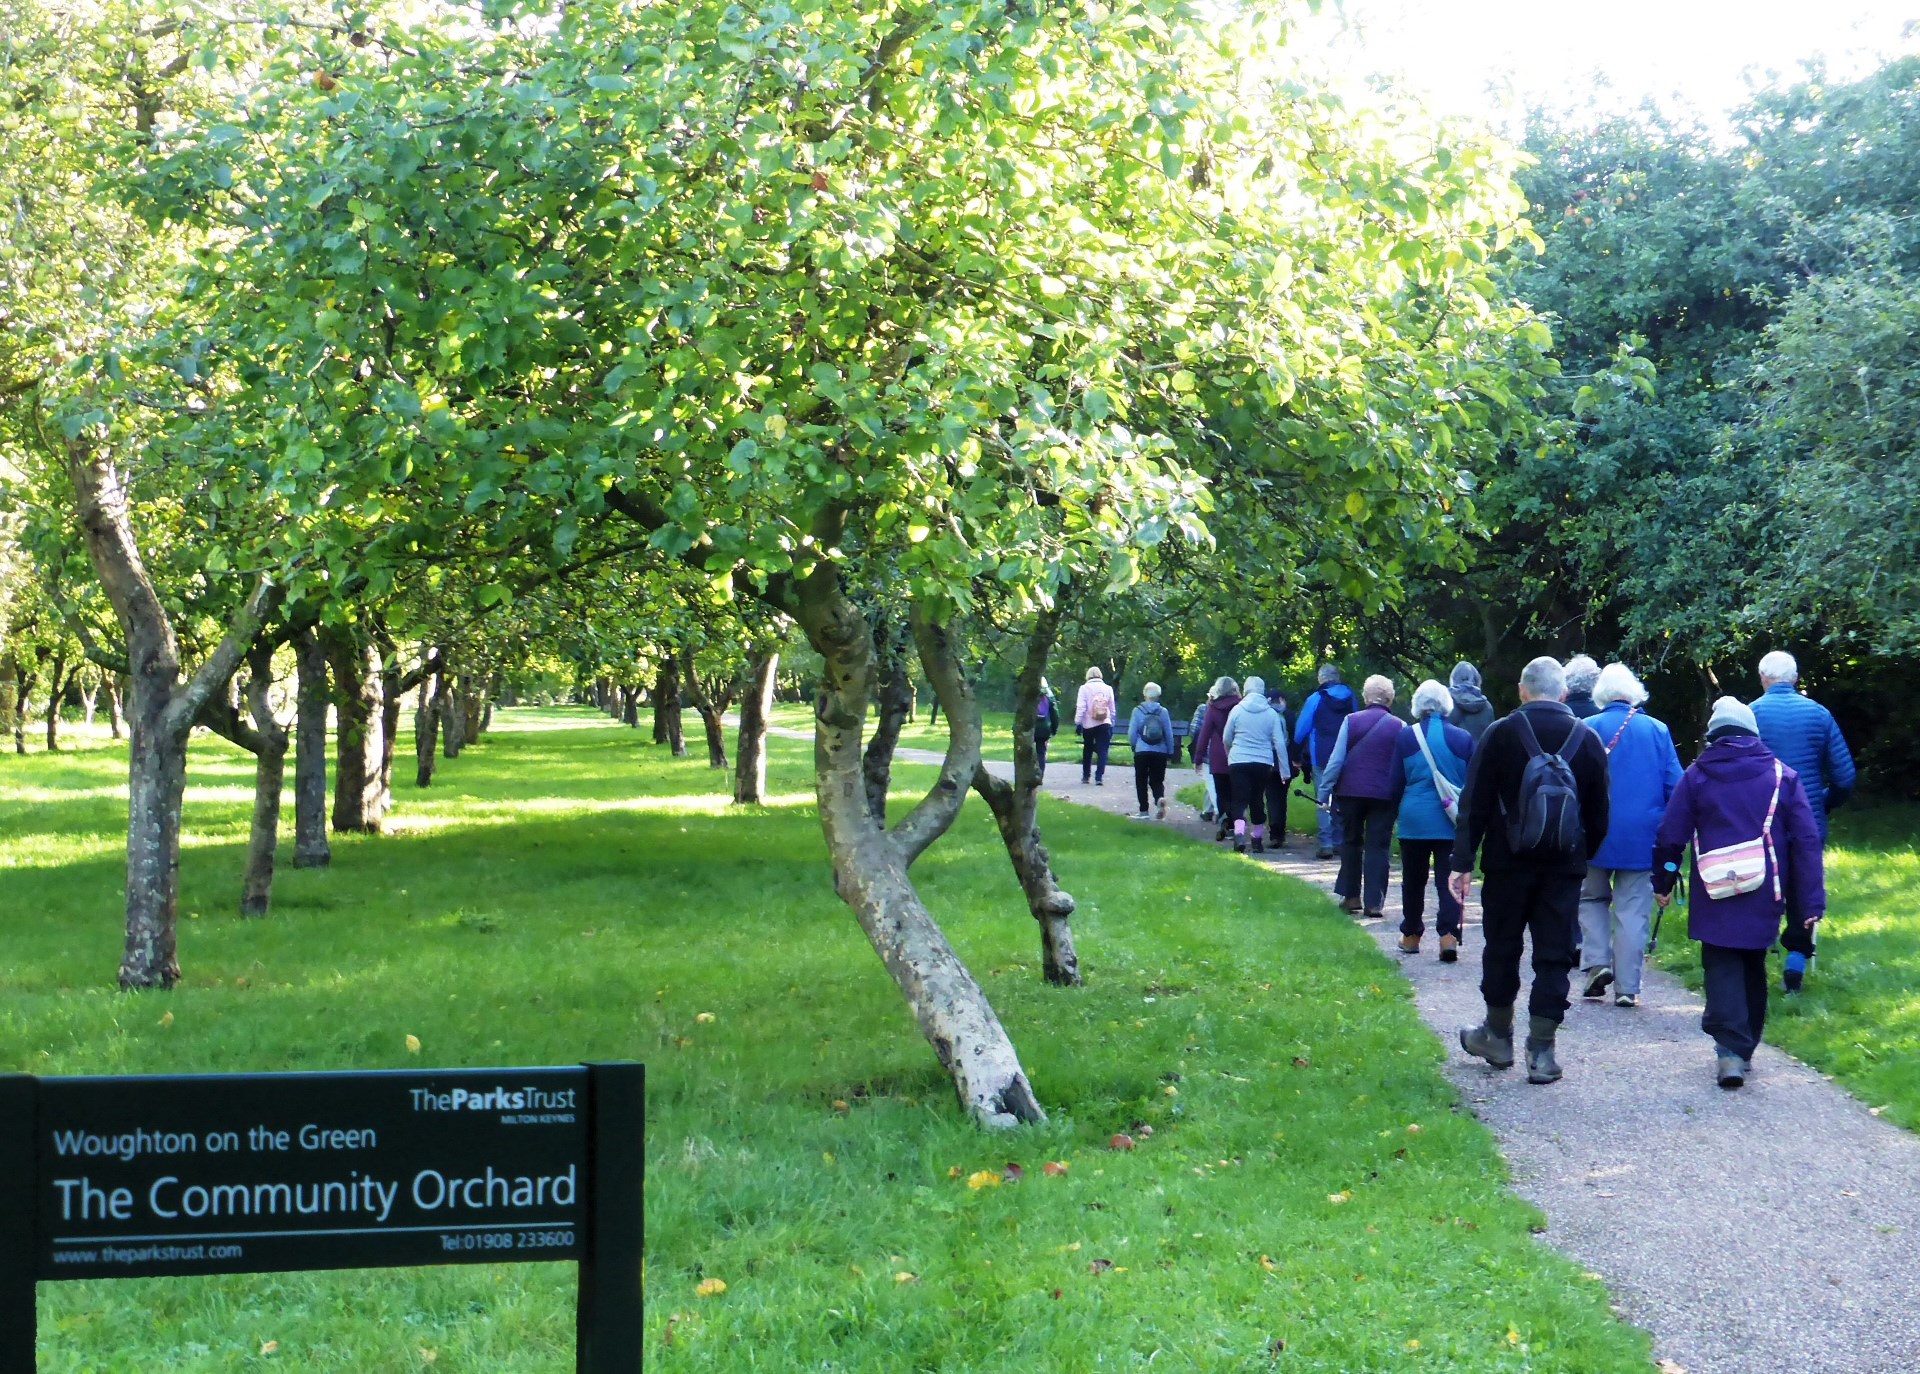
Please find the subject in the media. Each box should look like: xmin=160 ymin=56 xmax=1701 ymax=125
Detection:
xmin=868 ymin=740 xmax=1920 ymax=1374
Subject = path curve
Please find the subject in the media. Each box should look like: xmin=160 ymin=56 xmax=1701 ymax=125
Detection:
xmin=855 ymin=735 xmax=1920 ymax=1374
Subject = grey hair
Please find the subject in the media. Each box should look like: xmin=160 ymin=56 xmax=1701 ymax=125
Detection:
xmin=1593 ymin=662 xmax=1648 ymax=709
xmin=1085 ymin=666 xmax=1104 ymax=681
xmin=1411 ymin=679 xmax=1453 ymax=719
xmin=1563 ymin=654 xmax=1601 ymax=694
xmin=1212 ymin=675 xmax=1239 ymax=698
xmin=1243 ymin=675 xmax=1266 ymax=699
xmin=1142 ymin=681 xmax=1162 ymax=701
xmin=1317 ymin=663 xmax=1342 ymax=685
xmin=1759 ymin=650 xmax=1799 ymax=685
xmin=1361 ymin=674 xmax=1395 ymax=707
xmin=1520 ymin=655 xmax=1567 ymax=701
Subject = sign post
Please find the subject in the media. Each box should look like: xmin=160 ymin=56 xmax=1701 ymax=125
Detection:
xmin=1 ymin=1063 xmax=643 ymax=1373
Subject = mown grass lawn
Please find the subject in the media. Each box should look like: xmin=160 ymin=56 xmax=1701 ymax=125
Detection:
xmin=1652 ymin=800 xmax=1920 ymax=1132
xmin=2 ymin=709 xmax=1652 ymax=1371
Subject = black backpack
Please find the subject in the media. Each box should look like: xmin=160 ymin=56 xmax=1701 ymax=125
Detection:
xmin=1502 ymin=712 xmax=1585 ymax=858
xmin=1139 ymin=706 xmax=1166 ymax=746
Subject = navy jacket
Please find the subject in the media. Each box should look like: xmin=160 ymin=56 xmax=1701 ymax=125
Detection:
xmin=1294 ymin=683 xmax=1356 ymax=771
xmin=1749 ymin=684 xmax=1856 ymax=839
xmin=1452 ymin=702 xmax=1610 ymax=877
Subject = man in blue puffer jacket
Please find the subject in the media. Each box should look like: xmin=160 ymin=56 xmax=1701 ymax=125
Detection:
xmin=1750 ymin=651 xmax=1857 ymax=993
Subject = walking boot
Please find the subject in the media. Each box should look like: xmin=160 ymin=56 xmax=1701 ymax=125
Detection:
xmin=1525 ymin=1015 xmax=1562 ymax=1085
xmin=1459 ymin=1004 xmax=1515 ymax=1069
xmin=1716 ymin=1053 xmax=1746 ymax=1089
xmin=1438 ymin=934 xmax=1460 ymax=964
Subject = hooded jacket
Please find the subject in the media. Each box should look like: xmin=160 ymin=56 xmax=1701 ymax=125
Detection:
xmin=1652 ymin=733 xmax=1825 ymax=949
xmin=1447 ymin=662 xmax=1497 ymax=742
xmin=1749 ymin=683 xmax=1856 ymax=839
xmin=1192 ymin=693 xmax=1242 ymax=774
xmin=1223 ymin=687 xmax=1290 ymax=772
xmin=1293 ymin=682 xmax=1356 ymax=771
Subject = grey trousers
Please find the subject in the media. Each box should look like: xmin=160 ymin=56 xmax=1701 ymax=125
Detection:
xmin=1579 ymin=866 xmax=1655 ymax=996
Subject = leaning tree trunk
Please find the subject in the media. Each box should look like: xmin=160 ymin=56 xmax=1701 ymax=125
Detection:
xmin=109 ymin=674 xmax=126 ymax=739
xmin=9 ymin=659 xmax=35 ymax=754
xmin=733 ymin=648 xmax=779 ymax=805
xmin=67 ymin=437 xmax=276 ymax=987
xmin=971 ymin=598 xmax=1080 ymax=986
xmin=238 ymin=644 xmax=289 ymax=919
xmin=290 ymin=629 xmax=332 ymax=868
xmin=792 ymin=559 xmax=1044 ymax=1129
xmin=862 ymin=615 xmax=915 ymax=822
xmin=322 ymin=625 xmax=384 ymax=834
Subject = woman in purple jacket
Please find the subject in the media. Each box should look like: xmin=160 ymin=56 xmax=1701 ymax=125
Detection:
xmin=1191 ymin=677 xmax=1242 ymax=842
xmin=1653 ymin=697 xmax=1826 ymax=1089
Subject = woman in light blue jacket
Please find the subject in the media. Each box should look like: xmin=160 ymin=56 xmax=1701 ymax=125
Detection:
xmin=1388 ymin=680 xmax=1475 ymax=960
xmin=1222 ymin=675 xmax=1291 ymax=854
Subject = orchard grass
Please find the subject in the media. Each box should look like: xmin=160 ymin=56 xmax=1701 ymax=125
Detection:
xmin=1652 ymin=801 xmax=1920 ymax=1132
xmin=1 ymin=709 xmax=1650 ymax=1371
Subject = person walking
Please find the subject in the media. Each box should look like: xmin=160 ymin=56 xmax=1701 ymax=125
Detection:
xmin=1749 ymin=650 xmax=1856 ymax=993
xmin=1191 ymin=676 xmax=1242 ymax=842
xmin=1293 ymin=664 xmax=1357 ymax=858
xmin=1447 ymin=661 xmax=1497 ymax=742
xmin=1653 ymin=697 xmax=1826 ymax=1088
xmin=1262 ymin=684 xmax=1293 ymax=848
xmin=1189 ymin=692 xmax=1217 ymax=821
xmin=1033 ymin=677 xmax=1060 ymax=773
xmin=1127 ymin=683 xmax=1177 ymax=820
xmin=1075 ymin=667 xmax=1118 ymax=786
xmin=1389 ymin=679 xmax=1475 ymax=960
xmin=1451 ymin=657 xmax=1610 ymax=1085
xmin=1222 ymin=675 xmax=1291 ymax=853
xmin=1577 ymin=663 xmax=1684 ymax=1008
xmin=1320 ymin=675 xmax=1405 ymax=919
xmin=1563 ymin=655 xmax=1602 ymax=719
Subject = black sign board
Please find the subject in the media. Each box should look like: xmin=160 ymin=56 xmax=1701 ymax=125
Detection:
xmin=0 ymin=1062 xmax=643 ymax=1372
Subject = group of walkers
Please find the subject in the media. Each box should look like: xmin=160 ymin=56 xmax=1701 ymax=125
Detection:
xmin=1035 ymin=648 xmax=1856 ymax=1091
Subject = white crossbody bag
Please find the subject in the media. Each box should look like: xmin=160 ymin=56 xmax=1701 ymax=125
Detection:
xmin=1695 ymin=760 xmax=1784 ymax=902
xmin=1411 ymin=718 xmax=1461 ymax=823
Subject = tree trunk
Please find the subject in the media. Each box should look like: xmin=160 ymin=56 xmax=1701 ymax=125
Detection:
xmin=443 ymin=678 xmax=466 ymax=759
xmin=415 ymin=667 xmax=443 ymax=788
xmin=10 ymin=658 xmax=36 ymax=754
xmin=66 ymin=437 xmax=275 ymax=987
xmin=376 ymin=645 xmax=402 ymax=808
xmin=733 ymin=649 xmax=779 ymax=805
xmin=791 ymin=560 xmax=1044 ymax=1129
xmin=80 ymin=674 xmax=100 ymax=726
xmin=971 ymin=598 xmax=1080 ymax=986
xmin=44 ymin=649 xmax=70 ymax=751
xmin=621 ymin=684 xmax=639 ymax=727
xmin=652 ymin=659 xmax=686 ymax=757
xmin=459 ymin=676 xmax=483 ymax=747
xmin=109 ymin=675 xmax=125 ymax=739
xmin=290 ymin=629 xmax=332 ymax=868
xmin=862 ymin=616 xmax=915 ymax=822
xmin=322 ymin=625 xmax=384 ymax=834
xmin=239 ymin=643 xmax=289 ymax=919
xmin=0 ymin=655 xmax=17 ymax=752
xmin=679 ymin=649 xmax=732 ymax=769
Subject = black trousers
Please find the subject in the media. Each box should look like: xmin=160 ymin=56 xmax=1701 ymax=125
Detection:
xmin=1228 ymin=762 xmax=1273 ymax=826
xmin=1035 ymin=730 xmax=1051 ymax=772
xmin=1478 ymin=868 xmax=1581 ymax=1024
xmin=1134 ymin=752 xmax=1169 ymax=810
xmin=1263 ymin=772 xmax=1290 ymax=845
xmin=1701 ymin=942 xmax=1769 ymax=1059
xmin=1400 ymin=838 xmax=1461 ymax=939
xmin=1081 ymin=724 xmax=1113 ymax=781
xmin=1335 ymin=796 xmax=1396 ymax=911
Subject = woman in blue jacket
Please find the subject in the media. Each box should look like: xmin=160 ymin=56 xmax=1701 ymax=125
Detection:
xmin=1578 ymin=663 xmax=1684 ymax=1008
xmin=1388 ymin=680 xmax=1475 ymax=960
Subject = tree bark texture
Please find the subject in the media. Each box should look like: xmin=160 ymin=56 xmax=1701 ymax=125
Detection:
xmin=620 ymin=683 xmax=639 ymax=726
xmin=67 ymin=439 xmax=275 ymax=987
xmin=290 ymin=629 xmax=332 ymax=868
xmin=679 ymin=649 xmax=732 ymax=769
xmin=239 ymin=643 xmax=289 ymax=919
xmin=971 ymin=599 xmax=1080 ymax=986
xmin=8 ymin=657 xmax=34 ymax=754
xmin=43 ymin=648 xmax=70 ymax=751
xmin=792 ymin=561 xmax=1044 ymax=1129
xmin=862 ymin=615 xmax=915 ymax=823
xmin=415 ymin=667 xmax=442 ymax=788
xmin=322 ymin=625 xmax=385 ymax=834
xmin=652 ymin=659 xmax=685 ymax=755
xmin=376 ymin=636 xmax=402 ymax=805
xmin=732 ymin=648 xmax=779 ymax=805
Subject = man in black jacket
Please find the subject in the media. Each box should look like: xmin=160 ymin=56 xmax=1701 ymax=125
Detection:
xmin=1449 ymin=656 xmax=1610 ymax=1085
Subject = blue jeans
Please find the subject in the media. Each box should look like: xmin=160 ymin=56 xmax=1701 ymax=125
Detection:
xmin=1315 ymin=779 xmax=1345 ymax=849
xmin=1081 ymin=724 xmax=1113 ymax=781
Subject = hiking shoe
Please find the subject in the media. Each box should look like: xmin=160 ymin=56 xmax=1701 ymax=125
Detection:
xmin=1783 ymin=951 xmax=1808 ymax=994
xmin=1460 ymin=1018 xmax=1515 ymax=1069
xmin=1362 ymin=908 xmax=1385 ymax=922
xmin=1581 ymin=966 xmax=1615 ymax=1000
xmin=1095 ymin=778 xmax=1105 ymax=786
xmin=1315 ymin=846 xmax=1335 ymax=860
xmin=1156 ymin=799 xmax=1167 ymax=820
xmin=1614 ymin=993 xmax=1637 ymax=1008
xmin=1338 ymin=894 xmax=1362 ymax=914
xmin=1250 ymin=837 xmax=1266 ymax=854
xmin=1232 ymin=836 xmax=1248 ymax=854
xmin=1397 ymin=935 xmax=1420 ymax=955
xmin=1716 ymin=1054 xmax=1746 ymax=1089
xmin=1525 ymin=1016 xmax=1562 ymax=1085
xmin=1438 ymin=935 xmax=1460 ymax=963
xmin=1200 ymin=809 xmax=1216 ymax=822
xmin=1128 ymin=810 xmax=1150 ymax=820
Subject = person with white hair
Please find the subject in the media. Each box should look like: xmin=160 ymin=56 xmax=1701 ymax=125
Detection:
xmin=1074 ymin=666 xmax=1119 ymax=786
xmin=1577 ymin=663 xmax=1684 ymax=1008
xmin=1563 ymin=655 xmax=1602 ymax=719
xmin=1450 ymin=656 xmax=1611 ymax=1086
xmin=1749 ymin=650 xmax=1856 ymax=993
xmin=1653 ymin=697 xmax=1826 ymax=1087
xmin=1126 ymin=682 xmax=1177 ymax=820
xmin=1320 ymin=674 xmax=1405 ymax=917
xmin=1222 ymin=675 xmax=1292 ymax=853
xmin=1389 ymin=679 xmax=1476 ymax=960
xmin=1293 ymin=663 xmax=1356 ymax=858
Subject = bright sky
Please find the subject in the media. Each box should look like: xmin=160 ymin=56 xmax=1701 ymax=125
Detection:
xmin=1303 ymin=0 xmax=1919 ymax=133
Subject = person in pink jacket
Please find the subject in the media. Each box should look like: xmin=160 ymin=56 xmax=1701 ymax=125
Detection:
xmin=1074 ymin=667 xmax=1119 ymax=785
